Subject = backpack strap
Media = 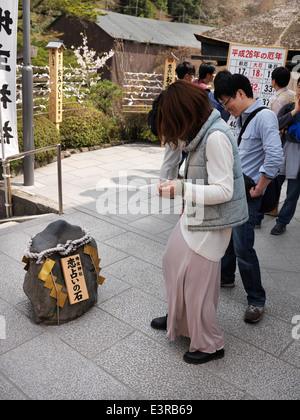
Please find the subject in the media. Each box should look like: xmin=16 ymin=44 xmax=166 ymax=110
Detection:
xmin=238 ymin=106 xmax=268 ymax=146
xmin=278 ymin=92 xmax=296 ymax=103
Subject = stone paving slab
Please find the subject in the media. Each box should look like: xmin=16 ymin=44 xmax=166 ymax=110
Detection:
xmin=0 ymin=143 xmax=300 ymax=400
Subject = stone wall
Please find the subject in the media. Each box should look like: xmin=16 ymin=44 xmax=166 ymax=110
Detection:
xmin=0 ymin=187 xmax=58 ymax=219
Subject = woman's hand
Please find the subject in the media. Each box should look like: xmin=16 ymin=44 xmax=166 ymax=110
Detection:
xmin=158 ymin=180 xmax=177 ymax=199
xmin=292 ymin=98 xmax=300 ymax=117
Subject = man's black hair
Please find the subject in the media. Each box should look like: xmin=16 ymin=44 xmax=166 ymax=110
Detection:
xmin=176 ymin=61 xmax=195 ymax=80
xmin=199 ymin=62 xmax=216 ymax=79
xmin=214 ymin=70 xmax=254 ymax=101
xmin=271 ymin=66 xmax=291 ymax=88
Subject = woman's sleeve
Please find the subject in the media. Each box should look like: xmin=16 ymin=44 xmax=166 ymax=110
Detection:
xmin=277 ymin=104 xmax=294 ymax=131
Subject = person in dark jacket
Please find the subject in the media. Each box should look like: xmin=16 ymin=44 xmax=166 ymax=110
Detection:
xmin=271 ymin=77 xmax=300 ymax=235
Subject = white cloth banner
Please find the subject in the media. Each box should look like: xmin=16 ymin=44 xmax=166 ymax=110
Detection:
xmin=0 ymin=0 xmax=19 ymax=159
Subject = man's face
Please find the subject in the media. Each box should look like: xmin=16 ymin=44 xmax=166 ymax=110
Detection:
xmin=219 ymin=90 xmax=246 ymax=118
xmin=207 ymin=72 xmax=216 ymax=84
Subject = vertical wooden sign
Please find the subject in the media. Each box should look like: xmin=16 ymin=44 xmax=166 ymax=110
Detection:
xmin=61 ymin=254 xmax=89 ymax=305
xmin=163 ymin=52 xmax=179 ymax=89
xmin=47 ymin=41 xmax=64 ymax=130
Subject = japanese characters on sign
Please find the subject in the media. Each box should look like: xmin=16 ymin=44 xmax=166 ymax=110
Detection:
xmin=0 ymin=1 xmax=19 ymax=159
xmin=49 ymin=46 xmax=63 ymax=127
xmin=61 ymin=254 xmax=89 ymax=305
xmin=164 ymin=53 xmax=178 ymax=89
xmin=227 ymin=44 xmax=288 ymax=107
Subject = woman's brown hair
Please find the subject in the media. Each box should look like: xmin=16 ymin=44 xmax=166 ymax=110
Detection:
xmin=157 ymin=80 xmax=212 ymax=148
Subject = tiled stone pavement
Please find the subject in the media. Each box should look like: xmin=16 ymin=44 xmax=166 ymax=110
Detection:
xmin=1 ymin=143 xmax=300 ymax=400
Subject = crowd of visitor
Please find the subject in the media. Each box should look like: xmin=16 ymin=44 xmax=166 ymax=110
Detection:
xmin=150 ymin=63 xmax=300 ymax=365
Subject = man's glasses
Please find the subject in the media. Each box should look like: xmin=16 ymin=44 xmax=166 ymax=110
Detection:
xmin=219 ymin=96 xmax=232 ymax=109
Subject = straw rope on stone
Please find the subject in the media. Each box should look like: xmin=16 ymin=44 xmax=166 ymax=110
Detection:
xmin=24 ymin=229 xmax=92 ymax=264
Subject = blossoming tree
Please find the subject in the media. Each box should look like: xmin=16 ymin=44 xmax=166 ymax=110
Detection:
xmin=64 ymin=33 xmax=115 ymax=103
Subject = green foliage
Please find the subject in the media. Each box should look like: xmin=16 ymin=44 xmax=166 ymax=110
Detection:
xmin=32 ymin=45 xmax=79 ymax=69
xmin=59 ymin=107 xmax=119 ymax=149
xmin=113 ymin=0 xmax=203 ymax=22
xmin=49 ymin=0 xmax=100 ymax=21
xmin=115 ymin=0 xmax=157 ymax=18
xmin=89 ymin=80 xmax=124 ymax=115
xmin=17 ymin=1 xmax=104 ymax=53
xmin=9 ymin=116 xmax=61 ymax=175
xmin=120 ymin=112 xmax=158 ymax=142
xmin=27 ymin=0 xmax=101 ymax=22
xmin=167 ymin=0 xmax=202 ymax=22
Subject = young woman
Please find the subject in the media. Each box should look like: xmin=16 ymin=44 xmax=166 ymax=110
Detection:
xmin=151 ymin=80 xmax=248 ymax=365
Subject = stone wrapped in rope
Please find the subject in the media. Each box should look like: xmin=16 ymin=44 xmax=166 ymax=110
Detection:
xmin=23 ymin=220 xmax=102 ymax=325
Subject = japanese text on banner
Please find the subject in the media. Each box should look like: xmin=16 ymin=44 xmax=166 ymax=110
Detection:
xmin=0 ymin=0 xmax=19 ymax=159
xmin=227 ymin=44 xmax=288 ymax=107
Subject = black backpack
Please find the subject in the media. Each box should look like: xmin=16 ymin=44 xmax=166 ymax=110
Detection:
xmin=148 ymin=92 xmax=164 ymax=137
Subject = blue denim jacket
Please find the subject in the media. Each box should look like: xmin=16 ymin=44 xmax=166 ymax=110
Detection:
xmin=237 ymin=99 xmax=284 ymax=184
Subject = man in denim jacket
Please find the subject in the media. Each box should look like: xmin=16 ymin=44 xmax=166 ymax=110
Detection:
xmin=214 ymin=71 xmax=284 ymax=323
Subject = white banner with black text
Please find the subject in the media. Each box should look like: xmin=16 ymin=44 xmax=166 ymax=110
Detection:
xmin=0 ymin=0 xmax=19 ymax=159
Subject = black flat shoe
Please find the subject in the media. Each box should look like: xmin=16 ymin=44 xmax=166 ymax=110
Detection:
xmin=183 ymin=349 xmax=225 ymax=365
xmin=271 ymin=223 xmax=286 ymax=236
xmin=151 ymin=315 xmax=168 ymax=330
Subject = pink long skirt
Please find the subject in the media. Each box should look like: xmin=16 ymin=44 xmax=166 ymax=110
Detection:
xmin=163 ymin=221 xmax=224 ymax=354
